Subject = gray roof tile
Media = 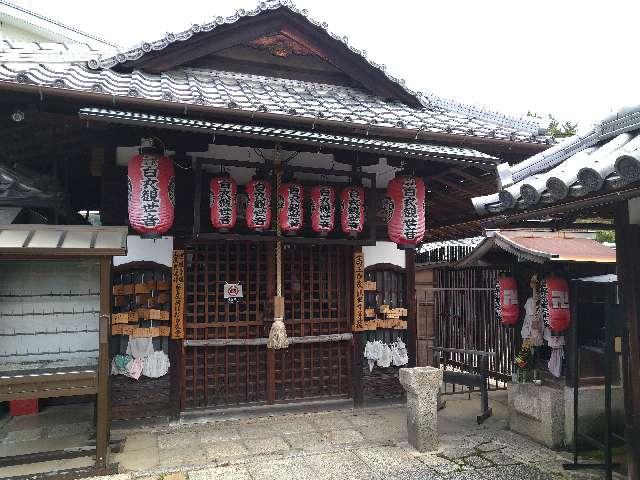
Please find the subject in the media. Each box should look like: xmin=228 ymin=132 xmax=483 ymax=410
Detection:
xmin=472 ymin=104 xmax=640 ymax=214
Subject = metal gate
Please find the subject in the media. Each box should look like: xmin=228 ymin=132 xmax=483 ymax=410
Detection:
xmin=434 ymin=267 xmax=517 ymax=392
xmin=182 ymin=241 xmax=351 ymax=409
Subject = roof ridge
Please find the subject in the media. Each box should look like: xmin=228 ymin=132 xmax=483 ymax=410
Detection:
xmin=0 ymin=0 xmax=119 ymax=49
xmin=85 ymin=0 xmax=543 ymax=134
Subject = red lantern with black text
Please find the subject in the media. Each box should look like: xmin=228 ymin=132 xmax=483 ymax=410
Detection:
xmin=310 ymin=185 xmax=335 ymax=236
xmin=278 ymin=182 xmax=303 ymax=235
xmin=544 ymin=276 xmax=570 ymax=332
xmin=386 ymin=175 xmax=426 ymax=248
xmin=245 ymin=178 xmax=272 ymax=231
xmin=210 ymin=175 xmax=237 ymax=232
xmin=127 ymin=141 xmax=175 ymax=236
xmin=340 ymin=186 xmax=365 ymax=237
xmin=495 ymin=277 xmax=519 ymax=326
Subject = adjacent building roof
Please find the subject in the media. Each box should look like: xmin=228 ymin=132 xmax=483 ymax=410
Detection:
xmin=472 ymin=104 xmax=640 ymax=214
xmin=0 ymin=0 xmax=118 ymax=51
xmin=0 ymin=224 xmax=128 ymax=256
xmin=0 ymin=1 xmax=549 ymax=148
xmin=454 ymin=230 xmax=616 ymax=266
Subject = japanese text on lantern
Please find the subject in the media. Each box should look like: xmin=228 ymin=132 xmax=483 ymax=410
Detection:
xmin=171 ymin=250 xmax=185 ymax=339
xmin=353 ymin=251 xmax=365 ymax=331
xmin=253 ymin=181 xmax=268 ymax=226
xmin=288 ymin=185 xmax=302 ymax=227
xmin=140 ymin=155 xmax=160 ymax=227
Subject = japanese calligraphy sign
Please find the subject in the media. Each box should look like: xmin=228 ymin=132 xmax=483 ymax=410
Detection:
xmin=128 ymin=153 xmax=175 ymax=235
xmin=171 ymin=250 xmax=185 ymax=339
xmin=387 ymin=175 xmax=426 ymax=248
xmin=246 ymin=179 xmax=272 ymax=231
xmin=340 ymin=186 xmax=365 ymax=237
xmin=311 ymin=185 xmax=335 ymax=235
xmin=210 ymin=176 xmax=238 ymax=231
xmin=353 ymin=251 xmax=365 ymax=331
xmin=278 ymin=182 xmax=304 ymax=234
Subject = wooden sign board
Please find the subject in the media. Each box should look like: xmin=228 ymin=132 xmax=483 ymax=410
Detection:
xmin=112 ymin=312 xmax=135 ymax=324
xmin=353 ymin=251 xmax=365 ymax=331
xmin=138 ymin=308 xmax=170 ymax=321
xmin=171 ymin=250 xmax=185 ymax=339
xmin=363 ymin=281 xmax=377 ymax=291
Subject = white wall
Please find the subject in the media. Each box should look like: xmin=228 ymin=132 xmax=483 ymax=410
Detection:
xmin=114 ymin=235 xmax=174 ymax=267
xmin=363 ymin=241 xmax=405 ymax=269
xmin=0 ymin=259 xmax=100 ymax=370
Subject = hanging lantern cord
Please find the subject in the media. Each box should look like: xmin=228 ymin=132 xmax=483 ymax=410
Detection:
xmin=268 ymin=144 xmax=289 ymax=350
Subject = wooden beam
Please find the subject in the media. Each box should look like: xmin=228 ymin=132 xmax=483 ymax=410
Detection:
xmin=614 ymin=202 xmax=640 ymax=479
xmin=405 ymin=248 xmax=417 ymax=367
xmin=96 ymin=256 xmax=111 ymax=468
xmin=184 ymin=333 xmax=353 ymax=347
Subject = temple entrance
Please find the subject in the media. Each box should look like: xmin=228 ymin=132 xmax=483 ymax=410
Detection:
xmin=181 ymin=241 xmax=351 ymax=410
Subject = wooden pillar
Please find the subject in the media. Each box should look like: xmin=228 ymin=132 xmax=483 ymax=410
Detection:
xmin=406 ymin=249 xmax=417 ymax=367
xmin=615 ymin=202 xmax=640 ymax=478
xmin=96 ymin=256 xmax=112 ymax=468
xmin=352 ymin=246 xmax=364 ymax=407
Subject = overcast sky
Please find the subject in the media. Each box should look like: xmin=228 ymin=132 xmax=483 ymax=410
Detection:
xmin=11 ymin=0 xmax=640 ymax=129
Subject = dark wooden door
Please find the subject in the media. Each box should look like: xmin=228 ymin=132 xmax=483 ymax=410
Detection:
xmin=275 ymin=244 xmax=352 ymax=400
xmin=182 ymin=241 xmax=351 ymax=409
xmin=183 ymin=242 xmax=270 ymax=408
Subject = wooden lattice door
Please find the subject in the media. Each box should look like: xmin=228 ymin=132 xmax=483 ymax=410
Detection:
xmin=182 ymin=241 xmax=352 ymax=409
xmin=183 ymin=242 xmax=271 ymax=408
xmin=275 ymin=244 xmax=352 ymax=401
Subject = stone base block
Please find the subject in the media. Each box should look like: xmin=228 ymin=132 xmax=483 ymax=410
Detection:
xmin=508 ymin=383 xmax=565 ymax=449
xmin=399 ymin=367 xmax=443 ymax=452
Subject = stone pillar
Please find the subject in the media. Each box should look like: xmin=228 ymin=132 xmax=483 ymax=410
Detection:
xmin=399 ymin=366 xmax=443 ymax=452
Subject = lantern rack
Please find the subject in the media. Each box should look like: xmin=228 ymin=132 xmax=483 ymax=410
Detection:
xmin=191 ymin=157 xmax=378 ymax=246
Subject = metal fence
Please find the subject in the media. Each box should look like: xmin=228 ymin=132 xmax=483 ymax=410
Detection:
xmin=433 ymin=266 xmax=518 ymax=394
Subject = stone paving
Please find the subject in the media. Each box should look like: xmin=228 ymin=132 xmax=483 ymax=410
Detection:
xmin=78 ymin=390 xmax=610 ymax=480
xmin=3 ymin=391 xmax=613 ymax=479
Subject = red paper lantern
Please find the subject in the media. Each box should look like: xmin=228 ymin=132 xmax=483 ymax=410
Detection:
xmin=210 ymin=175 xmax=237 ymax=232
xmin=245 ymin=179 xmax=272 ymax=231
xmin=310 ymin=185 xmax=335 ymax=236
xmin=543 ymin=276 xmax=570 ymax=332
xmin=495 ymin=277 xmax=519 ymax=326
xmin=127 ymin=145 xmax=175 ymax=236
xmin=340 ymin=186 xmax=365 ymax=237
xmin=386 ymin=175 xmax=426 ymax=248
xmin=278 ymin=182 xmax=304 ymax=234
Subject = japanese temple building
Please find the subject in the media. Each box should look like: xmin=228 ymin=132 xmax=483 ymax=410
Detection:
xmin=0 ymin=0 xmax=557 ymax=472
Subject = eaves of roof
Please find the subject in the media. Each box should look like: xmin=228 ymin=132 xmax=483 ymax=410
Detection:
xmin=0 ymin=65 xmax=550 ymax=153
xmin=472 ymin=104 xmax=640 ymax=214
xmin=78 ymin=108 xmax=499 ymax=168
xmin=454 ymin=231 xmax=616 ymax=267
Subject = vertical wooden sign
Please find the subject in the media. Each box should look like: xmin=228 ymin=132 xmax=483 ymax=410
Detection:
xmin=171 ymin=250 xmax=185 ymax=340
xmin=353 ymin=251 xmax=365 ymax=331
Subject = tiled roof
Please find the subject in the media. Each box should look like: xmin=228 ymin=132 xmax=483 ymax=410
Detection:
xmin=0 ymin=58 xmax=548 ymax=144
xmin=79 ymin=108 xmax=499 ymax=166
xmin=0 ymin=1 xmax=551 ymax=147
xmin=472 ymin=104 xmax=640 ymax=214
xmin=0 ymin=224 xmax=128 ymax=256
xmin=0 ymin=39 xmax=102 ymax=63
xmin=86 ymin=0 xmax=545 ymax=136
xmin=455 ymin=230 xmax=616 ymax=266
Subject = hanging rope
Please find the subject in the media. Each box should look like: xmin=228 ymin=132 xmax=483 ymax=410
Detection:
xmin=268 ymin=144 xmax=289 ymax=349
